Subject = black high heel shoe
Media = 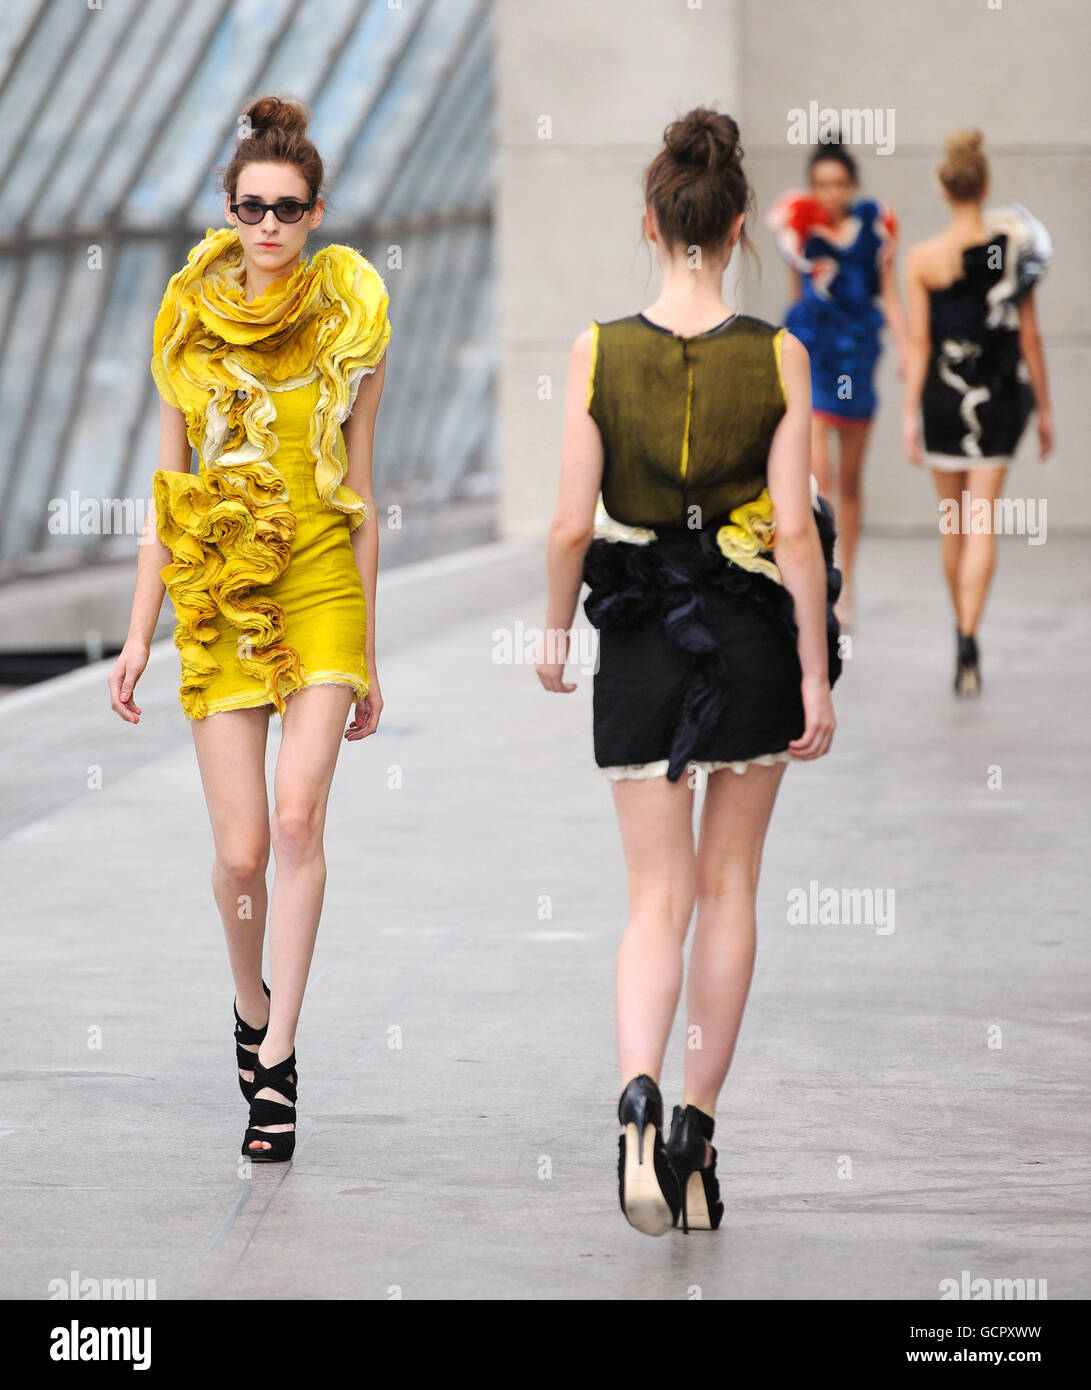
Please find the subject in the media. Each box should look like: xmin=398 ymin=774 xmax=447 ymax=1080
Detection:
xmin=666 ymin=1104 xmax=724 ymax=1233
xmin=233 ymin=979 xmax=271 ymax=1103
xmin=241 ymin=1049 xmax=297 ymax=1164
xmin=616 ymin=1074 xmax=680 ymax=1236
xmin=955 ymin=630 xmax=981 ymax=696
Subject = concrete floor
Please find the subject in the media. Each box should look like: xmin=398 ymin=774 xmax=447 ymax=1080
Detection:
xmin=1 ymin=531 xmax=1088 ymax=1300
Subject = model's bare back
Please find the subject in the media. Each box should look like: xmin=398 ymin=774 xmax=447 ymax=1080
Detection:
xmin=908 ymin=228 xmax=990 ymax=291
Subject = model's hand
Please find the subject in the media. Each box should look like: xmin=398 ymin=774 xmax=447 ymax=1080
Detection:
xmin=108 ymin=639 xmax=149 ymax=723
xmin=902 ymin=415 xmax=924 ymax=466
xmin=788 ymin=676 xmax=835 ymax=760
xmin=346 ymin=672 xmax=382 ymax=741
xmin=1037 ymin=410 xmax=1055 ymax=461
xmin=535 ymin=626 xmax=577 ymax=693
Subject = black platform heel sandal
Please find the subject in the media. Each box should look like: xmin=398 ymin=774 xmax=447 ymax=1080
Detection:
xmin=616 ymin=1074 xmax=680 ymax=1236
xmin=955 ymin=630 xmax=981 ymax=696
xmin=666 ymin=1104 xmax=724 ymax=1233
xmin=241 ymin=1049 xmax=297 ymax=1164
xmin=233 ymin=979 xmax=271 ymax=1103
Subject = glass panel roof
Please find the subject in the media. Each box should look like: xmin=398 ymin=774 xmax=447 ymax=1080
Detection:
xmin=0 ymin=0 xmax=494 ymax=579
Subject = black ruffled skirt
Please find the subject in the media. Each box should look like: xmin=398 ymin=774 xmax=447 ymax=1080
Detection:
xmin=582 ymin=498 xmax=843 ymax=782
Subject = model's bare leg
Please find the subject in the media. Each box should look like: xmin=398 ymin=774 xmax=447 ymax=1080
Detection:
xmin=810 ymin=415 xmax=833 ymax=499
xmin=249 ymin=683 xmax=354 ymax=1150
xmin=612 ymin=773 xmax=697 ymax=1084
xmin=931 ymin=467 xmax=968 ymax=618
xmin=834 ymin=423 xmax=871 ymax=613
xmin=683 ymin=761 xmax=788 ymax=1146
xmin=190 ymin=705 xmax=273 ymax=1088
xmin=957 ymin=464 xmax=1008 ymax=634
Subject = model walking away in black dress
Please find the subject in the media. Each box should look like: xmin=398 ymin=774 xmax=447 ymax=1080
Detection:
xmin=537 ymin=108 xmax=842 ymax=1235
xmin=902 ymin=128 xmax=1053 ymax=694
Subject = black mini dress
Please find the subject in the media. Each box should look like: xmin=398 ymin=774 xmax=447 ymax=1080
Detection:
xmin=922 ymin=236 xmax=1032 ymax=464
xmin=922 ymin=204 xmax=1050 ymax=468
xmin=581 ymin=311 xmax=843 ymax=784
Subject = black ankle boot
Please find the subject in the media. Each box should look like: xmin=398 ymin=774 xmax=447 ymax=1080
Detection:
xmin=666 ymin=1104 xmax=724 ymax=1233
xmin=616 ymin=1074 xmax=680 ymax=1237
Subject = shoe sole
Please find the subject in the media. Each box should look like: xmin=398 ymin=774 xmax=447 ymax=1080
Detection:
xmin=621 ymin=1122 xmax=674 ymax=1236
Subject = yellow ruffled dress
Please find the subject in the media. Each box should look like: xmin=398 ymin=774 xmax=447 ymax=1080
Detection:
xmin=149 ymin=227 xmax=390 ymax=721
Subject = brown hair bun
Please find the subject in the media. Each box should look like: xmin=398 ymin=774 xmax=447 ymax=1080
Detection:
xmin=217 ymin=93 xmax=324 ymax=203
xmin=937 ymin=128 xmax=988 ymax=202
xmin=644 ymin=106 xmax=756 ymax=264
xmin=242 ymin=95 xmax=309 ymax=138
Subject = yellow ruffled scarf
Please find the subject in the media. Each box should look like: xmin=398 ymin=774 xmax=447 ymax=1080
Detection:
xmin=151 ymin=225 xmax=389 ymax=530
xmin=150 ymin=226 xmax=390 ymax=720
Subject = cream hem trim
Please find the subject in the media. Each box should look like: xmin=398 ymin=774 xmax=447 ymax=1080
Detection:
xmin=926 ymin=452 xmax=1011 ymax=473
xmin=602 ymin=750 xmax=793 ymax=781
xmin=189 ymin=671 xmax=368 ymax=720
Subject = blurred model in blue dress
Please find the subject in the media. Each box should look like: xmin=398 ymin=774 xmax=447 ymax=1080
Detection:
xmin=767 ymin=143 xmax=907 ymax=628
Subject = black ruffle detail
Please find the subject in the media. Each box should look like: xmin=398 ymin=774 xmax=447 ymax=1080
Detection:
xmin=582 ymin=501 xmax=843 ymax=782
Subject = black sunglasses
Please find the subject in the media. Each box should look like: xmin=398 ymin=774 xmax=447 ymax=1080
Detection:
xmin=230 ymin=197 xmax=316 ymax=225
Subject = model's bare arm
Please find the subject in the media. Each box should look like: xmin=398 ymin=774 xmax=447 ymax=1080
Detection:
xmin=341 ymin=352 xmax=387 ymax=738
xmin=900 ymin=246 xmax=931 ymax=465
xmin=537 ymin=328 xmax=603 ymax=693
xmin=108 ymin=398 xmax=192 ymax=723
xmin=880 ymin=246 xmax=908 ymax=373
xmin=766 ymin=331 xmax=835 ymax=760
xmin=1017 ymin=290 xmax=1054 ymax=459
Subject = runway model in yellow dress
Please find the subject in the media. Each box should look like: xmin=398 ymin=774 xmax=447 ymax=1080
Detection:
xmin=108 ymin=94 xmax=391 ymax=1166
xmin=150 ymin=224 xmax=390 ymax=719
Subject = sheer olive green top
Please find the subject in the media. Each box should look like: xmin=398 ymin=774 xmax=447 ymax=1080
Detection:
xmin=587 ymin=312 xmax=788 ymax=529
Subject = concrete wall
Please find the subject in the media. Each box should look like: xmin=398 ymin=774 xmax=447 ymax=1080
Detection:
xmin=494 ymin=0 xmax=743 ymax=535
xmin=496 ymin=0 xmax=1090 ymax=535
